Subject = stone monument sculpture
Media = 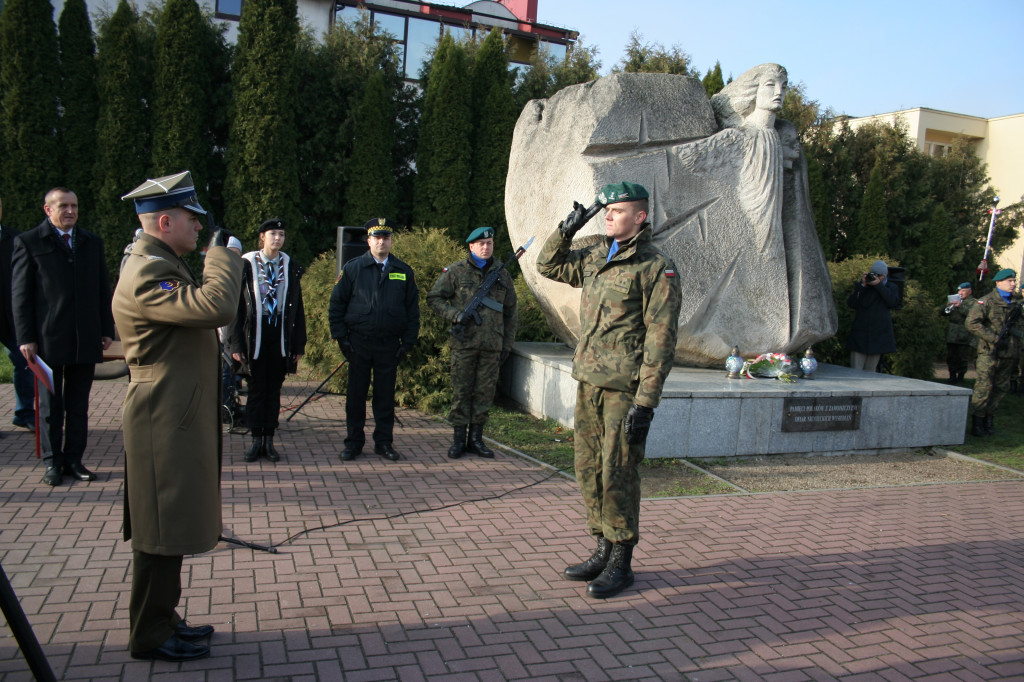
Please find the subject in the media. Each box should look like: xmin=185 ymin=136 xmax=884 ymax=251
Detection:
xmin=506 ymin=64 xmax=837 ymax=367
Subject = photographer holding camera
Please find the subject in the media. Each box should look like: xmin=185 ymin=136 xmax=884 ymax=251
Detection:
xmin=847 ymin=259 xmax=900 ymax=372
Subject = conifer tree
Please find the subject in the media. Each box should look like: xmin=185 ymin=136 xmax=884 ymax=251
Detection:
xmin=0 ymin=0 xmax=59 ymax=229
xmin=850 ymin=157 xmax=889 ymax=257
xmin=93 ymin=0 xmax=151 ymax=278
xmin=468 ymin=29 xmax=516 ymax=242
xmin=151 ymin=0 xmax=212 ymax=202
xmin=58 ymin=0 xmax=98 ymax=214
xmin=414 ymin=33 xmax=472 ymax=234
xmin=702 ymin=61 xmax=724 ymax=98
xmin=225 ymin=0 xmax=301 ymax=250
xmin=344 ymin=71 xmax=398 ymax=225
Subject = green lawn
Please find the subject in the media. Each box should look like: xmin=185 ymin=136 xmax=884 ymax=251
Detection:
xmin=951 ymin=379 xmax=1024 ymax=471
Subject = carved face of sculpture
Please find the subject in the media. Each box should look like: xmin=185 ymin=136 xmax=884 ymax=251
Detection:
xmin=755 ymin=72 xmax=787 ymax=113
xmin=604 ymin=201 xmax=647 ymax=242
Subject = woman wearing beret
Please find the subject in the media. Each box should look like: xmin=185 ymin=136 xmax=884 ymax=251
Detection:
xmin=228 ymin=219 xmax=306 ymax=462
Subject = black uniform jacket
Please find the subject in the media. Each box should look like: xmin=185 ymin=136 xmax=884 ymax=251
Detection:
xmin=328 ymin=250 xmax=419 ymax=350
xmin=12 ymin=219 xmax=115 ymax=365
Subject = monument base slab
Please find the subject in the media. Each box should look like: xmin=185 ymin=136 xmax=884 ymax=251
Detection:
xmin=502 ymin=343 xmax=972 ymax=459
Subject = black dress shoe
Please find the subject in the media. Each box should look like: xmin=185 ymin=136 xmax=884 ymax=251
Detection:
xmin=43 ymin=466 xmax=62 ymax=486
xmin=340 ymin=447 xmax=361 ymax=461
xmin=374 ymin=443 xmax=401 ymax=461
xmin=175 ymin=621 xmax=214 ymax=641
xmin=63 ymin=463 xmax=97 ymax=481
xmin=131 ymin=635 xmax=210 ymax=662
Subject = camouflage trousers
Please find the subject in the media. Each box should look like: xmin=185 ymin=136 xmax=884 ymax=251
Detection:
xmin=573 ymin=382 xmax=645 ymax=546
xmin=448 ymin=349 xmax=501 ymax=426
xmin=971 ymin=353 xmax=1015 ymax=417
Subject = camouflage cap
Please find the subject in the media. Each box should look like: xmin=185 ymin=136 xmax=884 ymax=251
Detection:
xmin=363 ymin=217 xmax=394 ymax=237
xmin=597 ymin=181 xmax=649 ymax=206
xmin=993 ymin=268 xmax=1017 ymax=281
xmin=122 ymin=170 xmax=206 ymax=216
xmin=466 ymin=227 xmax=495 ymax=243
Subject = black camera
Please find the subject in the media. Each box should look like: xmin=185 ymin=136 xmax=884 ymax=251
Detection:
xmin=865 ymin=272 xmax=879 ymax=284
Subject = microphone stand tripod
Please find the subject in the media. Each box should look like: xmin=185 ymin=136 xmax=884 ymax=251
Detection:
xmin=286 ymin=359 xmax=346 ymax=422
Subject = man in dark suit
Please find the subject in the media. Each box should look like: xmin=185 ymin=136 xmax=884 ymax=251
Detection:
xmin=0 ymin=196 xmax=35 ymax=431
xmin=12 ymin=188 xmax=115 ymax=486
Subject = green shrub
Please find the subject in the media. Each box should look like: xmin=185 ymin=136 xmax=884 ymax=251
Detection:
xmin=821 ymin=256 xmax=943 ymax=380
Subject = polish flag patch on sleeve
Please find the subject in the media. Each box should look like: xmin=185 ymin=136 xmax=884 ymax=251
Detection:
xmin=665 ymin=268 xmax=676 ymax=278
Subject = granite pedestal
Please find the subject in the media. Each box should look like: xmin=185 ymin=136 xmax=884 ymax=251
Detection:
xmin=502 ymin=342 xmax=972 ymax=459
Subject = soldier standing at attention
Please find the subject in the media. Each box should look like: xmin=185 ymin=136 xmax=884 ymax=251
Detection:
xmin=427 ymin=227 xmax=517 ymax=459
xmin=940 ymin=281 xmax=976 ymax=384
xmin=966 ymin=269 xmax=1024 ymax=437
xmin=537 ymin=182 xmax=682 ymax=599
xmin=114 ymin=171 xmax=243 ymax=661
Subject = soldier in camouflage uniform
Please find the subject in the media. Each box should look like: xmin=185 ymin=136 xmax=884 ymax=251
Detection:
xmin=537 ymin=181 xmax=682 ymax=599
xmin=966 ymin=269 xmax=1024 ymax=436
xmin=427 ymin=227 xmax=518 ymax=459
xmin=940 ymin=282 xmax=976 ymax=384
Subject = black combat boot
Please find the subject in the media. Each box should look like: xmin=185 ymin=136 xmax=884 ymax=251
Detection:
xmin=1011 ymin=380 xmax=1018 ymax=394
xmin=563 ymin=536 xmax=612 ymax=581
xmin=984 ymin=415 xmax=996 ymax=436
xmin=244 ymin=429 xmax=264 ymax=462
xmin=264 ymin=432 xmax=281 ymax=462
xmin=465 ymin=424 xmax=494 ymax=458
xmin=586 ymin=543 xmax=634 ymax=599
xmin=970 ymin=414 xmax=987 ymax=437
xmin=448 ymin=425 xmax=467 ymax=459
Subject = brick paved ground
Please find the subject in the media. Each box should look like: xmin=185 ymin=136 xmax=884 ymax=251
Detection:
xmin=0 ymin=377 xmax=1023 ymax=680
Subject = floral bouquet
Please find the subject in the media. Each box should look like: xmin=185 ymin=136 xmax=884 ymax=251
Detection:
xmin=742 ymin=352 xmax=796 ymax=383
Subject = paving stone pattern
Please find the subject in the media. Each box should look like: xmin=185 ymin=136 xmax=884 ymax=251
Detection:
xmin=0 ymin=378 xmax=1022 ymax=680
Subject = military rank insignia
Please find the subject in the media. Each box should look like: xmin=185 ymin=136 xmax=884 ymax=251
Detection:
xmin=159 ymin=280 xmax=180 ymax=291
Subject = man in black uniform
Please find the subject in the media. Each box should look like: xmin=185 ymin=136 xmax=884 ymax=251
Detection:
xmin=329 ymin=218 xmax=419 ymax=462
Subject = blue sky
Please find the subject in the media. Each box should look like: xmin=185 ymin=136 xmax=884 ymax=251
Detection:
xmin=535 ymin=0 xmax=1024 ymax=119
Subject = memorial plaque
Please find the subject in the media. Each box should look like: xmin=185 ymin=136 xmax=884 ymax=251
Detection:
xmin=782 ymin=397 xmax=862 ymax=432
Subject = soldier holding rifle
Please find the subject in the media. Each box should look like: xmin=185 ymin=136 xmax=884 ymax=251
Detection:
xmin=966 ymin=268 xmax=1024 ymax=437
xmin=428 ymin=227 xmax=518 ymax=459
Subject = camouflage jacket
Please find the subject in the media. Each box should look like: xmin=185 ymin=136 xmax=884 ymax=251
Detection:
xmin=941 ymin=296 xmax=976 ymax=345
xmin=427 ymin=256 xmax=517 ymax=353
xmin=537 ymin=225 xmax=682 ymax=408
xmin=966 ymin=288 xmax=1024 ymax=359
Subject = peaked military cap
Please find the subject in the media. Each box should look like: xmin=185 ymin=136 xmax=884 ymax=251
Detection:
xmin=121 ymin=170 xmax=206 ymax=215
xmin=597 ymin=181 xmax=649 ymax=206
xmin=259 ymin=218 xmax=284 ymax=233
xmin=364 ymin=217 xmax=394 ymax=237
xmin=993 ymin=268 xmax=1016 ymax=282
xmin=466 ymin=227 xmax=494 ymax=243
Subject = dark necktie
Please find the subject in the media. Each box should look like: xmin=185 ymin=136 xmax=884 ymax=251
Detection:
xmin=62 ymin=233 xmax=71 ymax=251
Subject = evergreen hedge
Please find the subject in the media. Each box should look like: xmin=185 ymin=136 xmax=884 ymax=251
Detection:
xmin=58 ymin=0 xmax=98 ymax=215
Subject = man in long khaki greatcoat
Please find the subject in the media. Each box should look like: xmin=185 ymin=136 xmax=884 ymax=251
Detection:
xmin=113 ymin=171 xmax=243 ymax=661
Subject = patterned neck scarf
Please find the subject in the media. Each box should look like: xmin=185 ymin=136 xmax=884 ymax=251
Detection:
xmin=258 ymin=253 xmax=284 ymax=324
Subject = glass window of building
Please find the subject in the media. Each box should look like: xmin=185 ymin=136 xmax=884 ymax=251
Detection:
xmin=443 ymin=24 xmax=473 ymax=44
xmin=373 ymin=12 xmax=406 ymax=41
xmin=542 ymin=41 xmax=567 ymax=63
xmin=216 ymin=0 xmax=243 ymax=19
xmin=405 ymin=17 xmax=442 ymax=80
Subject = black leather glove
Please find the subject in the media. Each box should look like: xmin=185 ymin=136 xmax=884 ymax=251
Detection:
xmin=454 ymin=311 xmax=468 ymax=325
xmin=338 ymin=338 xmax=354 ymax=360
xmin=624 ymin=404 xmax=654 ymax=445
xmin=395 ymin=345 xmax=409 ymax=362
xmin=558 ymin=201 xmax=588 ymax=240
xmin=208 ymin=228 xmax=236 ymax=250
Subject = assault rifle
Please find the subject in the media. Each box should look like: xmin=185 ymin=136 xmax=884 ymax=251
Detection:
xmin=991 ymin=301 xmax=1024 ymax=356
xmin=451 ymin=237 xmax=535 ymax=341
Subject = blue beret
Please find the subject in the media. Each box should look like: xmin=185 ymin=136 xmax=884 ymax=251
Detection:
xmin=597 ymin=181 xmax=649 ymax=206
xmin=466 ymin=227 xmax=495 ymax=243
xmin=993 ymin=269 xmax=1016 ymax=282
xmin=958 ymin=282 xmax=972 ymax=290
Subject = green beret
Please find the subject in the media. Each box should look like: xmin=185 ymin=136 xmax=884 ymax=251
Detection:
xmin=993 ymin=269 xmax=1017 ymax=282
xmin=466 ymin=227 xmax=495 ymax=243
xmin=364 ymin=217 xmax=394 ymax=237
xmin=597 ymin=181 xmax=649 ymax=206
xmin=958 ymin=282 xmax=972 ymax=290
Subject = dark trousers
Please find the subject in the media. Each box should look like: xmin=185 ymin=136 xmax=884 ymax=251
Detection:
xmin=129 ymin=550 xmax=183 ymax=653
xmin=345 ymin=337 xmax=399 ymax=449
xmin=46 ymin=363 xmax=95 ymax=468
xmin=3 ymin=343 xmax=34 ymax=424
xmin=246 ymin=320 xmax=286 ymax=436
